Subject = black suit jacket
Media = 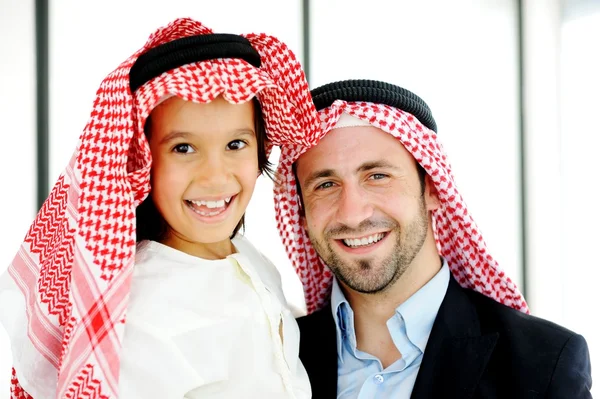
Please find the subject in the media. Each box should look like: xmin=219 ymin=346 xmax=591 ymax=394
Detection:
xmin=297 ymin=276 xmax=592 ymax=398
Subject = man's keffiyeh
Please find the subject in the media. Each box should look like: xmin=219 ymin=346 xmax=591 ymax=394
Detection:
xmin=273 ymin=79 xmax=528 ymax=315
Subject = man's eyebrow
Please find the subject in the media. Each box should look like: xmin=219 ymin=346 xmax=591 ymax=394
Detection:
xmin=356 ymin=160 xmax=400 ymax=173
xmin=303 ymin=169 xmax=335 ymax=189
xmin=302 ymin=161 xmax=401 ymax=188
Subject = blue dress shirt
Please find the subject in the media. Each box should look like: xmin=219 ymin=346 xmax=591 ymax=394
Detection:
xmin=331 ymin=261 xmax=450 ymax=398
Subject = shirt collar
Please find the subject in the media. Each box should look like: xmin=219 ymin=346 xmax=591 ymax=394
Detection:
xmin=330 ymin=259 xmax=450 ymax=363
xmin=395 ymin=260 xmax=450 ymax=353
xmin=331 ymin=277 xmax=352 ymax=362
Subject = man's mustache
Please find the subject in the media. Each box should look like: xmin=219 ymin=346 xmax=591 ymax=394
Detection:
xmin=325 ymin=218 xmax=399 ymax=238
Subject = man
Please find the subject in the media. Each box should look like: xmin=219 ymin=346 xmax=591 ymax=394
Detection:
xmin=273 ymin=79 xmax=592 ymax=398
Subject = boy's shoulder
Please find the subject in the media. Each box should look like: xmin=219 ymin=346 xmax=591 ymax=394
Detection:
xmin=232 ymin=234 xmax=285 ymax=294
xmin=232 ymin=234 xmax=277 ymax=269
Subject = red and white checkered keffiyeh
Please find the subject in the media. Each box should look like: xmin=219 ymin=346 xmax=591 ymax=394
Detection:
xmin=2 ymin=17 xmax=317 ymax=399
xmin=274 ymin=99 xmax=529 ymax=316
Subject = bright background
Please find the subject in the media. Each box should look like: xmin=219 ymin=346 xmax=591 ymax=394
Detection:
xmin=1 ymin=0 xmax=598 ymax=396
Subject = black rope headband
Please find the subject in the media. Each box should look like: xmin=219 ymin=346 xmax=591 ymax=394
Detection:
xmin=310 ymin=79 xmax=437 ymax=133
xmin=129 ymin=33 xmax=261 ymax=93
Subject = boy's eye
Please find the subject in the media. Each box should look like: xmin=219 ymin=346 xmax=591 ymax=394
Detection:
xmin=227 ymin=140 xmax=248 ymax=151
xmin=173 ymin=144 xmax=194 ymax=154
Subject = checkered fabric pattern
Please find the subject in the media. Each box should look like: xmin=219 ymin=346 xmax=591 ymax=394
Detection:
xmin=274 ymin=99 xmax=529 ymax=316
xmin=6 ymin=17 xmax=318 ymax=399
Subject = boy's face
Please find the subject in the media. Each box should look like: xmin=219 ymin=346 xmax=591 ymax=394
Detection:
xmin=147 ymin=95 xmax=259 ymax=258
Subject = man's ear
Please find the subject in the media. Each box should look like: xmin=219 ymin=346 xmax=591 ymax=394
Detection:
xmin=424 ymin=175 xmax=441 ymax=211
xmin=294 ymin=169 xmax=306 ymax=219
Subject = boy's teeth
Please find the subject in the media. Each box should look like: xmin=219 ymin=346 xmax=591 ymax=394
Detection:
xmin=343 ymin=233 xmax=385 ymax=248
xmin=190 ymin=199 xmax=228 ymax=208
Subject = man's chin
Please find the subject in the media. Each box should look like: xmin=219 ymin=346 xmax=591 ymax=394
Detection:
xmin=331 ymin=262 xmax=396 ymax=294
xmin=337 ymin=275 xmax=394 ymax=294
xmin=328 ymin=250 xmax=381 ymax=271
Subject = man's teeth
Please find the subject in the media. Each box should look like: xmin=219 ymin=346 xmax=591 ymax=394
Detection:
xmin=189 ymin=197 xmax=232 ymax=208
xmin=343 ymin=233 xmax=385 ymax=248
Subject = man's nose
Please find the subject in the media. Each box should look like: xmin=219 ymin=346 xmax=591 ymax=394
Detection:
xmin=334 ymin=183 xmax=374 ymax=229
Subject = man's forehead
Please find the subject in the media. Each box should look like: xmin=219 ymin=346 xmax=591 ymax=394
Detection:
xmin=295 ymin=124 xmax=414 ymax=174
xmin=325 ymin=112 xmax=371 ymax=130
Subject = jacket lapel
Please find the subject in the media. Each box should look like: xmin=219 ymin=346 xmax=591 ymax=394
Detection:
xmin=297 ymin=306 xmax=339 ymax=398
xmin=411 ymin=277 xmax=498 ymax=399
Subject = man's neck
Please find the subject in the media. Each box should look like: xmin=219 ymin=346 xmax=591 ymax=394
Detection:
xmin=344 ymin=241 xmax=442 ymax=322
xmin=341 ymin=238 xmax=443 ymax=367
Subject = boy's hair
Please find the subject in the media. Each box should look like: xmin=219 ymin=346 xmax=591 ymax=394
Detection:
xmin=136 ymin=97 xmax=272 ymax=243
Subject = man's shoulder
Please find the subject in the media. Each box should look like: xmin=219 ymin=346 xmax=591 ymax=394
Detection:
xmin=465 ymin=287 xmax=579 ymax=347
xmin=462 ymin=287 xmax=592 ymax=396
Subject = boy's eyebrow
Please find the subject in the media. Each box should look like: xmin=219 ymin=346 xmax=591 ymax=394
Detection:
xmin=232 ymin=129 xmax=256 ymax=137
xmin=159 ymin=129 xmax=255 ymax=145
xmin=159 ymin=131 xmax=192 ymax=145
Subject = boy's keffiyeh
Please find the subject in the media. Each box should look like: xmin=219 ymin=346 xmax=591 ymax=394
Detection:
xmin=1 ymin=17 xmax=318 ymax=399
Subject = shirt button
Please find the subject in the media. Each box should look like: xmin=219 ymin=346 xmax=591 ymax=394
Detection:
xmin=374 ymin=374 xmax=384 ymax=384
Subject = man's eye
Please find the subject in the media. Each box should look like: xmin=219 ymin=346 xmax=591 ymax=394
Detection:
xmin=173 ymin=144 xmax=194 ymax=154
xmin=227 ymin=140 xmax=248 ymax=150
xmin=370 ymin=173 xmax=388 ymax=180
xmin=316 ymin=181 xmax=334 ymax=190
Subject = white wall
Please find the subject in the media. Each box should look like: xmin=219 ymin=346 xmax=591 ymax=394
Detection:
xmin=522 ymin=0 xmax=599 ymax=393
xmin=558 ymin=0 xmax=600 ymax=390
xmin=0 ymin=0 xmax=36 ymax=396
xmin=558 ymin=11 xmax=600 ymax=390
xmin=310 ymin=0 xmax=523 ymax=289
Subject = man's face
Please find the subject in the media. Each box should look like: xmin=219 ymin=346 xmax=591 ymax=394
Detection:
xmin=295 ymin=126 xmax=439 ymax=294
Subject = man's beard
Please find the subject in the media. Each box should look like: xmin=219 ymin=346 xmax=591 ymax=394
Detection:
xmin=308 ymin=199 xmax=429 ymax=294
